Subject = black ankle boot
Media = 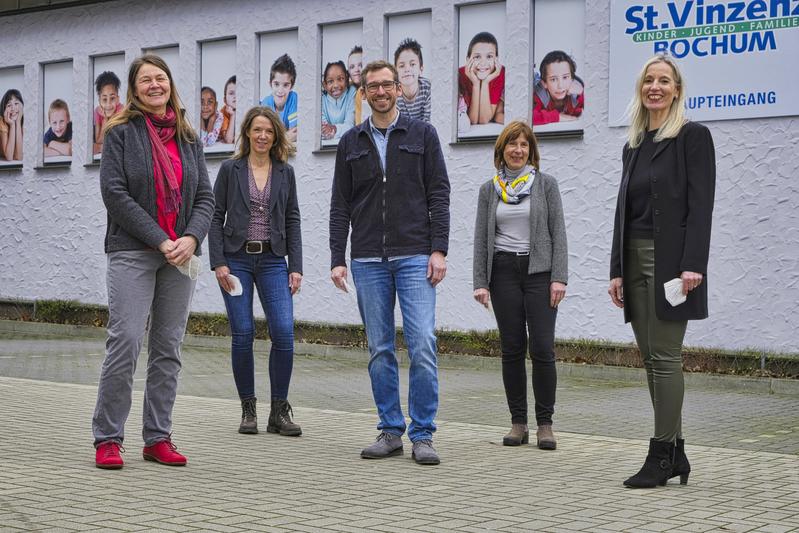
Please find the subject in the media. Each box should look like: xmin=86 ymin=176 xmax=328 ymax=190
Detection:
xmin=623 ymin=438 xmax=674 ymax=488
xmin=267 ymin=399 xmax=302 ymax=436
xmin=670 ymin=438 xmax=691 ymax=485
xmin=238 ymin=397 xmax=258 ymax=434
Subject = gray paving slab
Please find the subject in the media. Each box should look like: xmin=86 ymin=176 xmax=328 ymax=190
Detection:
xmin=0 ymin=331 xmax=797 ymax=455
xmin=0 ymin=329 xmax=798 ymax=532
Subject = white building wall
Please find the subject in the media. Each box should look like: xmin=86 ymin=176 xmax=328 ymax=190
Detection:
xmin=0 ymin=0 xmax=796 ymax=353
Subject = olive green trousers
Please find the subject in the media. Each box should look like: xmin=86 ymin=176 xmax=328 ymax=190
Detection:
xmin=624 ymin=239 xmax=687 ymax=443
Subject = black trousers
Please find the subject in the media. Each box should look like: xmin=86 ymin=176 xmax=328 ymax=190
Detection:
xmin=489 ymin=254 xmax=558 ymax=426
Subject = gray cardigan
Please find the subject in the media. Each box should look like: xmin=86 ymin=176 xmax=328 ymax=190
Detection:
xmin=99 ymin=116 xmax=214 ymax=254
xmin=472 ymin=170 xmax=568 ymax=289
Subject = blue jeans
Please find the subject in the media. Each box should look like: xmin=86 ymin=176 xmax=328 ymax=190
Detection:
xmin=221 ymin=249 xmax=294 ymax=401
xmin=351 ymin=255 xmax=438 ymax=442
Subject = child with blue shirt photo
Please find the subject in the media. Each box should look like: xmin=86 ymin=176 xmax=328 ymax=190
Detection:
xmin=261 ymin=54 xmax=298 ymax=143
xmin=320 ymin=60 xmax=355 ymax=143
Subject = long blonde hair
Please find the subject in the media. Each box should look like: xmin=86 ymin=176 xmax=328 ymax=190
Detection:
xmin=104 ymin=54 xmax=196 ymax=142
xmin=626 ymin=55 xmax=687 ymax=148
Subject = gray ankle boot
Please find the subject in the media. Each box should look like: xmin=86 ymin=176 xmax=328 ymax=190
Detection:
xmin=536 ymin=424 xmax=557 ymax=450
xmin=238 ymin=397 xmax=258 ymax=434
xmin=503 ymin=424 xmax=529 ymax=446
xmin=267 ymin=399 xmax=302 ymax=436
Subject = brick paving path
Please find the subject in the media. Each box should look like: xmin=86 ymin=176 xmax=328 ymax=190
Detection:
xmin=0 ymin=330 xmax=797 ymax=532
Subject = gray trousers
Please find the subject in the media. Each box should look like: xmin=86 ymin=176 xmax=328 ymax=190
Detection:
xmin=92 ymin=250 xmax=196 ymax=447
xmin=624 ymin=239 xmax=688 ymax=443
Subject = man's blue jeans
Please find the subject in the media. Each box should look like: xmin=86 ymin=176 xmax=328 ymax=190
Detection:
xmin=221 ymin=249 xmax=294 ymax=401
xmin=351 ymin=255 xmax=439 ymax=442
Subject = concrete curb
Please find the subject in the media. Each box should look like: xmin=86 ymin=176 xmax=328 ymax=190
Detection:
xmin=1 ymin=319 xmax=797 ymax=396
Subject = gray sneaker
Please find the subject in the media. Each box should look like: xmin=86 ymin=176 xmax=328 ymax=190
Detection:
xmin=411 ymin=440 xmax=440 ymax=465
xmin=361 ymin=432 xmax=403 ymax=459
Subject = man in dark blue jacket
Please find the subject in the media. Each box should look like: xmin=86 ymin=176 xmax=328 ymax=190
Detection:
xmin=329 ymin=60 xmax=450 ymax=466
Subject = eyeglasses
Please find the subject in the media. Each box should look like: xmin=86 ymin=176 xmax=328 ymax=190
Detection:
xmin=365 ymin=81 xmax=399 ymax=93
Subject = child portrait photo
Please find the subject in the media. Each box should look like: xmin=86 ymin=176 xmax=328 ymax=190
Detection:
xmin=456 ymin=2 xmax=506 ymax=140
xmin=387 ymin=10 xmax=433 ymax=124
xmin=532 ymin=0 xmax=585 ymax=135
xmin=200 ymin=38 xmax=237 ymax=153
xmin=259 ymin=29 xmax=299 ymax=146
xmin=42 ymin=61 xmax=73 ymax=165
xmin=0 ymin=66 xmax=24 ymax=166
xmin=92 ymin=54 xmax=125 ymax=159
xmin=320 ymin=20 xmax=362 ymax=148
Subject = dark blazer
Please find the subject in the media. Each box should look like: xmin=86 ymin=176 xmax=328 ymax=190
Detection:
xmin=208 ymin=157 xmax=303 ymax=274
xmin=610 ymin=121 xmax=716 ymax=322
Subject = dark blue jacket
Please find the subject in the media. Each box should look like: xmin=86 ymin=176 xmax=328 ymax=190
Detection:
xmin=329 ymin=113 xmax=450 ymax=269
xmin=209 ymin=157 xmax=303 ymax=274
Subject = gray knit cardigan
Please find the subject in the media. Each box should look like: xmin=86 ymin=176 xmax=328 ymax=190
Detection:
xmin=99 ymin=116 xmax=215 ymax=254
xmin=472 ymin=170 xmax=568 ymax=289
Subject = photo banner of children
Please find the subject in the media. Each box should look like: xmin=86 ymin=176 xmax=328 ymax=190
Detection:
xmin=457 ymin=2 xmax=506 ymax=141
xmin=532 ymin=0 xmax=585 ymax=136
xmin=386 ymin=11 xmax=433 ymax=124
xmin=0 ymin=66 xmax=24 ymax=167
xmin=259 ymin=30 xmax=299 ymax=147
xmin=91 ymin=54 xmax=126 ymax=160
xmin=42 ymin=61 xmax=73 ymax=165
xmin=320 ymin=20 xmax=363 ymax=148
xmin=200 ymin=39 xmax=237 ymax=154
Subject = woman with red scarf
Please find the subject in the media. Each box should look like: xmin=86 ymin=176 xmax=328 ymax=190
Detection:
xmin=92 ymin=54 xmax=214 ymax=469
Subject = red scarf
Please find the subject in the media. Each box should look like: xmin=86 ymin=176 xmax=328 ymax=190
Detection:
xmin=144 ymin=107 xmax=181 ymax=214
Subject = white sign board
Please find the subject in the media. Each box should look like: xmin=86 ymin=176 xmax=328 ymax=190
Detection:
xmin=609 ymin=0 xmax=799 ymax=126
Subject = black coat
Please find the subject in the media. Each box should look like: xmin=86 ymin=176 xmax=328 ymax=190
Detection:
xmin=208 ymin=157 xmax=303 ymax=274
xmin=610 ymin=121 xmax=716 ymax=322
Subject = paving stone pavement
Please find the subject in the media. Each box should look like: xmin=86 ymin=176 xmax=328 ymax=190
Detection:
xmin=1 ymin=334 xmax=797 ymax=455
xmin=0 ymin=376 xmax=798 ymax=532
xmin=0 ymin=331 xmax=798 ymax=532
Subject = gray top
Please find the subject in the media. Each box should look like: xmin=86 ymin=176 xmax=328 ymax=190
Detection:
xmin=473 ymin=170 xmax=568 ymax=289
xmin=494 ymin=198 xmax=531 ymax=253
xmin=99 ymin=116 xmax=214 ymax=254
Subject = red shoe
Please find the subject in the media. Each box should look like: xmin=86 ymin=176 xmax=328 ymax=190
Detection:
xmin=142 ymin=440 xmax=187 ymax=466
xmin=95 ymin=441 xmax=124 ymax=469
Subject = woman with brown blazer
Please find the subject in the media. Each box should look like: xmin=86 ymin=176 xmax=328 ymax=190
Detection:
xmin=609 ymin=55 xmax=716 ymax=488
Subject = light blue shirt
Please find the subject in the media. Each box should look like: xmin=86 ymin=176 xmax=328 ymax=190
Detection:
xmin=368 ymin=111 xmax=400 ymax=173
xmin=321 ymin=85 xmax=356 ymax=140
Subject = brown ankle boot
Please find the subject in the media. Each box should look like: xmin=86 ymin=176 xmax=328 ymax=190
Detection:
xmin=238 ymin=397 xmax=258 ymax=434
xmin=502 ymin=424 xmax=529 ymax=446
xmin=536 ymin=424 xmax=557 ymax=450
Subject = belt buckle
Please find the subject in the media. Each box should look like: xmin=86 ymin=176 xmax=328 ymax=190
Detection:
xmin=516 ymin=251 xmax=530 ymax=256
xmin=246 ymin=241 xmax=263 ymax=254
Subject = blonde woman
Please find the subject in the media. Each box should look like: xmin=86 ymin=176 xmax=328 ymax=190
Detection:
xmin=609 ymin=55 xmax=716 ymax=488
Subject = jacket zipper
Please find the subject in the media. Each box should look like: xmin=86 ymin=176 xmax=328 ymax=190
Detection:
xmin=363 ymin=131 xmax=388 ymax=258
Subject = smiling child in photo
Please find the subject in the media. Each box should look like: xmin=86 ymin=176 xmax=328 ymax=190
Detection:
xmin=533 ymin=50 xmax=584 ymax=125
xmin=320 ymin=60 xmax=355 ymax=141
xmin=458 ymin=31 xmax=505 ymax=126
xmin=43 ymin=98 xmax=72 ymax=157
xmin=93 ymin=71 xmax=123 ymax=154
xmin=261 ymin=54 xmax=298 ymax=143
xmin=394 ymin=38 xmax=431 ymax=123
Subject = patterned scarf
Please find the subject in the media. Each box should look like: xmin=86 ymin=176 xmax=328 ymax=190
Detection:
xmin=144 ymin=107 xmax=181 ymax=214
xmin=493 ymin=164 xmax=536 ymax=204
